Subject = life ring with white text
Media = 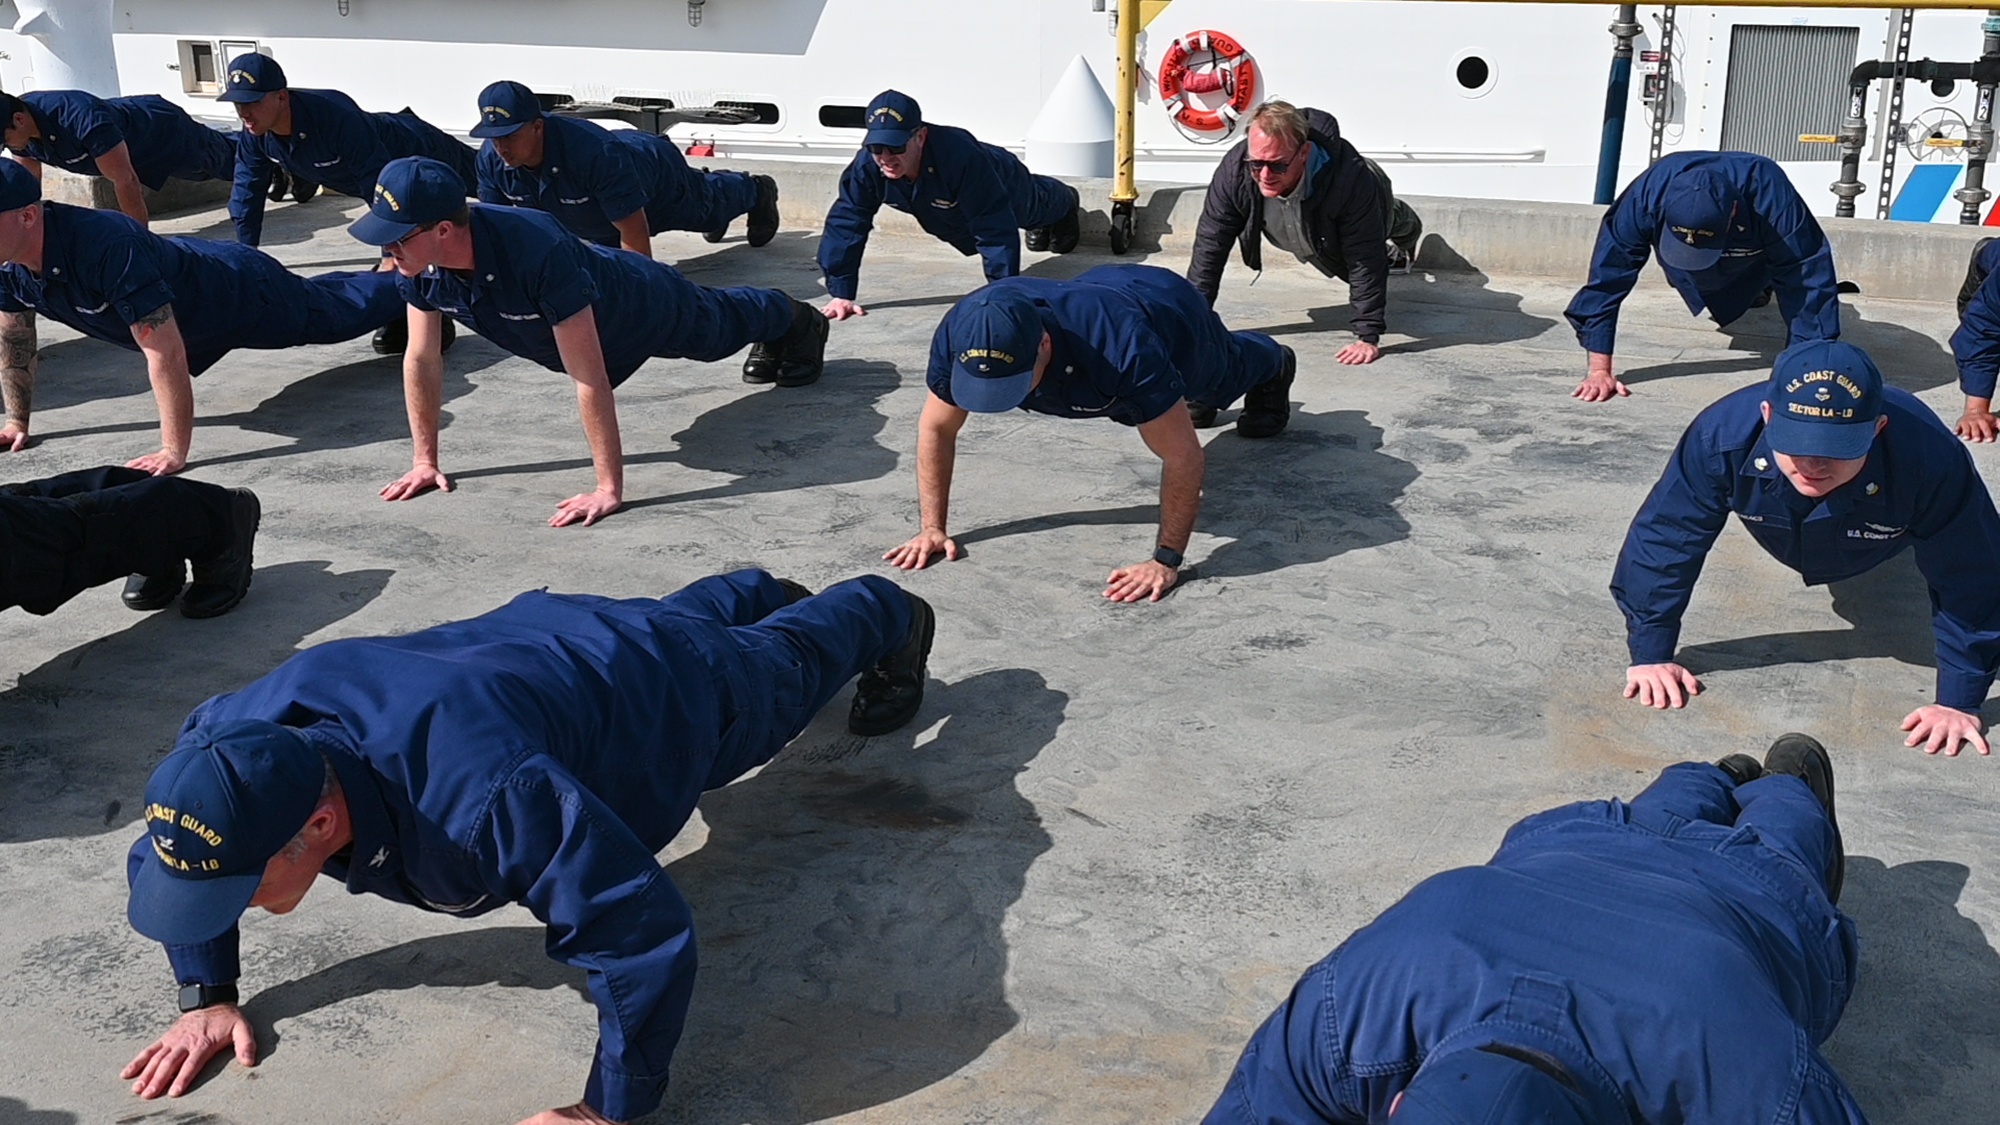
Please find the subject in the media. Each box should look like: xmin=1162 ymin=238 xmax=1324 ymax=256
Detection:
xmin=1158 ymin=29 xmax=1258 ymax=133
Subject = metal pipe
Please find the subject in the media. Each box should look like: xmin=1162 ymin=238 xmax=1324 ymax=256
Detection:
xmin=1833 ymin=81 xmax=1870 ymax=217
xmin=1955 ymin=10 xmax=2000 ymax=222
xmin=1594 ymin=4 xmax=1641 ymax=204
xmin=1112 ymin=0 xmax=1139 ymax=206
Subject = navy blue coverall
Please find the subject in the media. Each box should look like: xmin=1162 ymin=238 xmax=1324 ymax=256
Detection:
xmin=1949 ymin=236 xmax=2000 ymax=398
xmin=229 ymin=89 xmax=477 ymax=246
xmin=475 ymin=114 xmax=757 ymax=246
xmin=1566 ymin=151 xmax=1841 ymax=356
xmin=126 ymin=570 xmax=915 ymax=1123
xmin=0 ymin=201 xmax=401 ymax=375
xmin=925 ymin=264 xmax=1284 ymax=424
xmin=1611 ymin=382 xmax=2000 ymax=711
xmin=400 ymin=204 xmax=792 ymax=384
xmin=15 ymin=91 xmax=234 ymax=189
xmin=1 ymin=466 xmax=234 ymax=615
xmin=1204 ymin=762 xmax=1865 ymax=1123
xmin=818 ymin=124 xmax=1078 ymax=302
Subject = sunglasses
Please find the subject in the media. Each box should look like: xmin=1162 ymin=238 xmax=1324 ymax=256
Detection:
xmin=387 ymin=222 xmax=440 ymax=251
xmin=1246 ymin=141 xmax=1310 ymax=176
xmin=867 ymin=141 xmax=909 ymax=156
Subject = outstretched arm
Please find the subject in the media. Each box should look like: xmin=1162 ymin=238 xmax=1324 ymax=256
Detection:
xmin=381 ymin=307 xmax=454 ymax=502
xmin=551 ymin=305 xmax=624 ymax=527
xmin=0 ymin=309 xmax=37 ymax=451
xmin=95 ymin=142 xmax=153 ymax=227
xmin=127 ymin=304 xmax=194 ymax=474
xmin=1106 ymin=403 xmax=1204 ymax=602
xmin=885 ymin=390 xmax=969 ymax=568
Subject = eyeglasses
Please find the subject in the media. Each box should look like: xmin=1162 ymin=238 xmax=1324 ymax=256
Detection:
xmin=867 ymin=142 xmax=909 ymax=156
xmin=1245 ymin=141 xmax=1309 ymax=176
xmin=387 ymin=222 xmax=440 ymax=251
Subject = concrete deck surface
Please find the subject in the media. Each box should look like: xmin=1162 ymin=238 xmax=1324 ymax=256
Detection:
xmin=1 ymin=196 xmax=1997 ymax=1125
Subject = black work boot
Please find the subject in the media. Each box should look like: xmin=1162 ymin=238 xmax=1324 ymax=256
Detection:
xmin=775 ymin=578 xmax=814 ymax=605
xmin=744 ymin=301 xmax=827 ymax=386
xmin=1749 ymin=287 xmax=1776 ymax=309
xmin=181 ymin=489 xmax=260 ymax=619
xmin=1048 ymin=207 xmax=1081 ymax=254
xmin=1186 ymin=401 xmax=1220 ymax=428
xmin=1024 ymin=225 xmax=1051 ymax=253
xmin=746 ymin=175 xmax=780 ymax=248
xmin=439 ymin=317 xmax=458 ymax=354
xmin=1763 ymin=733 xmax=1844 ymax=904
xmin=373 ymin=316 xmax=409 ymax=356
xmin=1235 ymin=345 xmax=1296 ymax=439
xmin=122 ymin=565 xmax=185 ymax=611
xmin=1714 ymin=754 xmax=1764 ymax=787
xmin=292 ymin=178 xmax=320 ymax=203
xmin=266 ymin=167 xmax=292 ymax=203
xmin=848 ymin=591 xmax=936 ymax=736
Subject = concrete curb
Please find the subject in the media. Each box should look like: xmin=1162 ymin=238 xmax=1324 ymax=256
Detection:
xmin=41 ymin=156 xmax=1990 ymax=304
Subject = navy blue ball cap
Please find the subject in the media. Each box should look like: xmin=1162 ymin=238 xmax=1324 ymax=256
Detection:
xmin=0 ymin=157 xmax=41 ymax=212
xmin=946 ymin=286 xmax=1043 ymax=413
xmin=218 ymin=53 xmax=287 ymax=103
xmin=349 ymin=156 xmax=469 ymax=246
xmin=470 ymin=80 xmax=543 ymax=138
xmin=1765 ymin=339 xmax=1886 ymax=460
xmin=1392 ymin=1046 xmax=1598 ymax=1125
xmin=863 ymin=89 xmax=924 ymax=148
xmin=1656 ymin=167 xmax=1738 ymax=272
xmin=127 ymin=719 xmax=325 ymax=946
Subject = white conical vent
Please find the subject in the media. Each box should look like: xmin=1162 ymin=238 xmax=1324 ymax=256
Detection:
xmin=1027 ymin=55 xmax=1116 ymax=179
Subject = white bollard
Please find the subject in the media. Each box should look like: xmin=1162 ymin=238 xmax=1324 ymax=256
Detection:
xmin=14 ymin=0 xmax=121 ymax=96
xmin=1028 ymin=55 xmax=1116 ymax=180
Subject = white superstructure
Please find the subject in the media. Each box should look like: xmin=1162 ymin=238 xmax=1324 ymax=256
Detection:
xmin=1 ymin=0 xmax=1994 ymax=220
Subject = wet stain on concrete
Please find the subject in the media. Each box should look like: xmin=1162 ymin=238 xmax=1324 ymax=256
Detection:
xmin=809 ymin=776 xmax=971 ymax=830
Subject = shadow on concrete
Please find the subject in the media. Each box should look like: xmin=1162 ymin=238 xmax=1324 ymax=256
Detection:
xmin=1824 ymin=856 xmax=2000 ymax=1122
xmin=0 ymin=560 xmax=392 ymax=844
xmin=1618 ymin=304 xmax=1957 ymax=394
xmin=1245 ymin=263 xmax=1558 ymax=358
xmin=1676 ymin=551 xmax=1934 ymax=677
xmin=231 ymin=669 xmax=1063 ymax=1124
xmin=954 ymin=408 xmax=1416 ymax=583
xmin=177 ymin=193 xmax=352 ymax=248
xmin=0 ymin=1099 xmax=76 ymax=1124
xmin=455 ymin=360 xmax=903 ymax=512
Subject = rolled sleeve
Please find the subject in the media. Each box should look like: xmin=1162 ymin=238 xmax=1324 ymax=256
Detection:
xmin=480 ymin=760 xmax=698 ymax=1123
xmin=525 ymin=237 xmax=601 ymax=325
xmin=94 ymin=241 xmax=175 ymax=325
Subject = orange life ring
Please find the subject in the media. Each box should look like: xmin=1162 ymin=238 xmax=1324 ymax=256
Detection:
xmin=1158 ymin=29 xmax=1258 ymax=133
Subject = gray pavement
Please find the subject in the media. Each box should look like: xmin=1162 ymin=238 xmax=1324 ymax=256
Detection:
xmin=2 ymin=195 xmax=1997 ymax=1125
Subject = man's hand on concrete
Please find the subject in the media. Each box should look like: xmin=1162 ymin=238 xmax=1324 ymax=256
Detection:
xmin=127 ymin=448 xmax=187 ymax=476
xmin=1623 ymin=662 xmax=1702 ymax=709
xmin=822 ymin=298 xmax=867 ymax=321
xmin=122 ymin=1004 xmax=257 ymax=1099
xmin=1956 ymin=408 xmax=1999 ymax=443
xmin=0 ymin=422 xmax=26 ymax=452
xmin=1335 ymin=340 xmax=1380 ymax=365
xmin=884 ymin=527 xmax=959 ymax=570
xmin=1575 ymin=352 xmax=1630 ymax=403
xmin=549 ymin=487 xmax=622 ymax=528
xmin=516 ymin=1103 xmax=620 ymax=1125
xmin=1105 ymin=559 xmax=1179 ymax=603
xmin=381 ymin=464 xmax=453 ymax=502
xmin=1901 ymin=704 xmax=1991 ymax=757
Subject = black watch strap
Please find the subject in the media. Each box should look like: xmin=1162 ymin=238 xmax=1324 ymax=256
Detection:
xmin=178 ymin=982 xmax=239 ymax=1012
xmin=1153 ymin=545 xmax=1184 ymax=569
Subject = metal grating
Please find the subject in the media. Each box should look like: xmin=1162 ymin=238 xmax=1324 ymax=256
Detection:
xmin=1719 ymin=25 xmax=1861 ymax=162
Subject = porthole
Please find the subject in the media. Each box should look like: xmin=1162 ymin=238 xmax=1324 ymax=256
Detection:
xmin=1932 ymin=77 xmax=1957 ymax=99
xmin=1453 ymin=50 xmax=1496 ymax=99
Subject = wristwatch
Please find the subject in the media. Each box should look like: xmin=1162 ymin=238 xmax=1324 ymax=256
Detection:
xmin=177 ymin=982 xmax=239 ymax=1012
xmin=1153 ymin=545 xmax=1184 ymax=569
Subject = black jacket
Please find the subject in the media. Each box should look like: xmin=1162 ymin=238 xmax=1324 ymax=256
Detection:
xmin=1186 ymin=108 xmax=1390 ymax=341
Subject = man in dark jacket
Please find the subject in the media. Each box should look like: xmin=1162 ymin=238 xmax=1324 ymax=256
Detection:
xmin=119 ymin=568 xmax=936 ymax=1125
xmin=817 ymin=90 xmax=1081 ymax=322
xmin=1186 ymin=101 xmax=1420 ymax=393
xmin=1567 ymin=150 xmax=1840 ymax=403
xmin=1204 ymin=735 xmax=1863 ymax=1124
xmin=1611 ymin=340 xmax=2000 ymax=757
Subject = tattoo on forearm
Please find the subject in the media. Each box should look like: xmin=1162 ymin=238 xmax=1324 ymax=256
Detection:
xmin=1 ymin=315 xmax=37 ymax=425
xmin=134 ymin=304 xmax=176 ymax=331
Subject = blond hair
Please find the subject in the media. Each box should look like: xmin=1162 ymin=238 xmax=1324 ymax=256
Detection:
xmin=1247 ymin=101 xmax=1310 ymax=148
